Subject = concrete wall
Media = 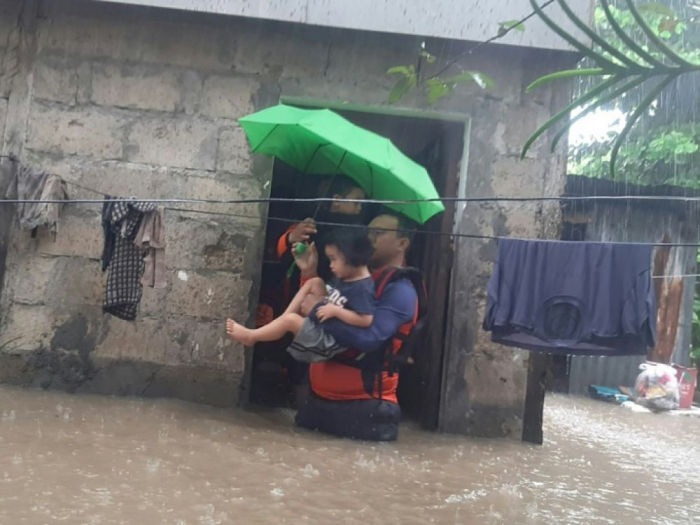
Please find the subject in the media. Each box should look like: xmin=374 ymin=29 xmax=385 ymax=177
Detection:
xmin=0 ymin=0 xmax=267 ymax=405
xmin=439 ymin=52 xmax=574 ymax=438
xmin=0 ymin=0 xmax=575 ymax=437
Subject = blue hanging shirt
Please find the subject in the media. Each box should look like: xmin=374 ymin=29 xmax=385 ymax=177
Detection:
xmin=483 ymin=239 xmax=657 ymax=356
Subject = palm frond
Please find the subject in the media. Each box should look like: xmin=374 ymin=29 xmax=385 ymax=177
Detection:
xmin=522 ymin=0 xmax=700 ymax=175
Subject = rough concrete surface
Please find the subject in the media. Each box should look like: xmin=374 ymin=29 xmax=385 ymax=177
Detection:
xmin=0 ymin=0 xmax=574 ymax=436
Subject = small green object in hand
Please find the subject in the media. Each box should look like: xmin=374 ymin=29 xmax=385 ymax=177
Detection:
xmin=294 ymin=243 xmax=308 ymax=255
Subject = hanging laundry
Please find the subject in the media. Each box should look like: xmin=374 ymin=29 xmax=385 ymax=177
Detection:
xmin=101 ymin=198 xmax=157 ymax=321
xmin=483 ymin=239 xmax=657 ymax=356
xmin=101 ymin=197 xmax=117 ymax=272
xmin=4 ymin=164 xmax=68 ymax=237
xmin=134 ymin=207 xmax=167 ymax=289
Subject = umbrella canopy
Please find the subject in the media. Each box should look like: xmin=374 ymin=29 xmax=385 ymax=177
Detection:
xmin=239 ymin=104 xmax=445 ymax=224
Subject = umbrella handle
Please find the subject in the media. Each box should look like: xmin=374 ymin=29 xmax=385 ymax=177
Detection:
xmin=286 ymin=260 xmax=297 ymax=279
xmin=285 ymin=242 xmax=308 ymax=279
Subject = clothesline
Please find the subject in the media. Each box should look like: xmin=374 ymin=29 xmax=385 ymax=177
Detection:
xmin=4 ymin=154 xmax=700 ymax=205
xmin=45 ymin=179 xmax=700 ymax=251
xmin=3 ymin=176 xmax=698 ymax=281
xmin=5 ymin=193 xmax=700 ymax=205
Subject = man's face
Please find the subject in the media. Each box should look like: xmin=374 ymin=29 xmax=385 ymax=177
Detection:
xmin=368 ymin=215 xmax=403 ymax=267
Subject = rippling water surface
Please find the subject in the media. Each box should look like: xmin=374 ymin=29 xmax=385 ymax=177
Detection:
xmin=0 ymin=385 xmax=697 ymax=524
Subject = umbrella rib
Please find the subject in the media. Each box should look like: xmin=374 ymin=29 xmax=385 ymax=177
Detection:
xmin=252 ymin=124 xmax=279 ymax=153
xmin=303 ymin=142 xmax=331 ymax=173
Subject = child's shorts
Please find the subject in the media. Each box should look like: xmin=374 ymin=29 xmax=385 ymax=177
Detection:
xmin=287 ymin=318 xmax=347 ymax=363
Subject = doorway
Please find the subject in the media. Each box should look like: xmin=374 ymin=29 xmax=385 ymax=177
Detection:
xmin=245 ymin=105 xmax=466 ymax=430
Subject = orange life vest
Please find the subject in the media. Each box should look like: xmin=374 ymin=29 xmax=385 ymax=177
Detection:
xmin=310 ymin=267 xmax=426 ymax=403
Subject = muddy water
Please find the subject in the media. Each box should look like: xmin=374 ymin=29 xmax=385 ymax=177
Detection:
xmin=0 ymin=386 xmax=698 ymax=525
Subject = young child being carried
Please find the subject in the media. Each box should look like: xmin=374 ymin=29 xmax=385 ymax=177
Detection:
xmin=226 ymin=227 xmax=376 ymax=362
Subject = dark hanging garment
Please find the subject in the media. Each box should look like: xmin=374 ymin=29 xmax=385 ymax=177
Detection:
xmin=101 ymin=197 xmax=116 ymax=272
xmin=483 ymin=239 xmax=657 ymax=356
xmin=102 ymin=199 xmax=157 ymax=321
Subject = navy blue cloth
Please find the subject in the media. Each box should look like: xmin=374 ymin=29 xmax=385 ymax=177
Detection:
xmin=325 ymin=277 xmax=376 ymax=315
xmin=312 ymin=279 xmax=417 ymax=353
xmin=483 ymin=239 xmax=656 ymax=356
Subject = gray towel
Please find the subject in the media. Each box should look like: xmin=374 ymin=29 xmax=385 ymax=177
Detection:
xmin=135 ymin=207 xmax=167 ymax=289
xmin=5 ymin=165 xmax=68 ymax=236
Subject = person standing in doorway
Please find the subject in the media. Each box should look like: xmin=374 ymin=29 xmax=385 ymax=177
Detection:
xmin=276 ymin=175 xmax=367 ymax=295
xmin=291 ymin=213 xmax=420 ymax=441
xmin=269 ymin=175 xmax=368 ymax=401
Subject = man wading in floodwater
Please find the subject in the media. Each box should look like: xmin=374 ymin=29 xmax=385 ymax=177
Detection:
xmin=291 ymin=213 xmax=420 ymax=441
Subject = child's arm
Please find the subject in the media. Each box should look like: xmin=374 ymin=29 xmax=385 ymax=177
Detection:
xmin=316 ymin=304 xmax=373 ymax=328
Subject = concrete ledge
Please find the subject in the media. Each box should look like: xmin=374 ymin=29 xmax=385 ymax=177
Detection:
xmin=0 ymin=351 xmax=242 ymax=407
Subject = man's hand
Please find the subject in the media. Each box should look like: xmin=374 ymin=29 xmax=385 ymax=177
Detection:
xmin=316 ymin=303 xmax=342 ymax=322
xmin=294 ymin=241 xmax=318 ymax=278
xmin=288 ymin=218 xmax=317 ymax=245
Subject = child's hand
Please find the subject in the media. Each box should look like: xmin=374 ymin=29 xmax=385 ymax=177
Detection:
xmin=316 ymin=304 xmax=341 ymax=322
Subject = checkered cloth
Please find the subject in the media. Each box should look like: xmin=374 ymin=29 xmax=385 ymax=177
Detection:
xmin=102 ymin=199 xmax=157 ymax=321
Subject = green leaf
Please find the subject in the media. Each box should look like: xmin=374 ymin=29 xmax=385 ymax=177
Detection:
xmin=530 ymin=0 xmax=622 ymax=71
xmin=624 ymin=0 xmax=695 ymax=67
xmin=420 ymin=50 xmax=437 ymax=64
xmin=387 ymin=66 xmax=411 ymax=76
xmin=426 ymin=79 xmax=453 ymax=105
xmin=600 ymin=0 xmax=665 ymax=68
xmin=609 ymin=74 xmax=679 ymax=177
xmin=551 ymin=75 xmax=647 ymax=152
xmin=557 ymin=0 xmax=644 ymax=69
xmin=637 ymin=2 xmax=675 ymax=17
xmin=527 ymin=68 xmax=608 ymax=93
xmin=521 ymin=76 xmax=621 ymax=160
xmin=658 ymin=17 xmax=679 ymax=35
xmin=498 ymin=19 xmax=526 ymax=34
xmin=388 ymin=73 xmax=416 ymax=104
xmin=448 ymin=71 xmax=494 ymax=89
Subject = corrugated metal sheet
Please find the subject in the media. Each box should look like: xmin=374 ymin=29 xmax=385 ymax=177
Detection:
xmin=564 ymin=187 xmax=697 ymax=396
xmin=88 ymin=0 xmax=593 ymax=52
xmin=569 ymin=355 xmax=646 ymax=396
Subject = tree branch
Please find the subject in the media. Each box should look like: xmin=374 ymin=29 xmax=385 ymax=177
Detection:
xmin=429 ymin=0 xmax=556 ymax=79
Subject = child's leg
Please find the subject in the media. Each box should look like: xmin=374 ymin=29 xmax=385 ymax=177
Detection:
xmin=227 ymin=312 xmax=305 ymax=346
xmin=284 ymin=277 xmax=326 ymax=315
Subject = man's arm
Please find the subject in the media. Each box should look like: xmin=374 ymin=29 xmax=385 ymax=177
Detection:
xmin=317 ymin=280 xmax=417 ymax=352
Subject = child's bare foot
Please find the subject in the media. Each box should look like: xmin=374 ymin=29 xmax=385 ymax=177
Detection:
xmin=226 ymin=319 xmax=256 ymax=346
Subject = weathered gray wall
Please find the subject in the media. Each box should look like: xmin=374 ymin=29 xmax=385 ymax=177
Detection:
xmin=439 ymin=51 xmax=575 ymax=438
xmin=0 ymin=0 xmax=267 ymax=405
xmin=0 ymin=0 xmax=576 ymax=436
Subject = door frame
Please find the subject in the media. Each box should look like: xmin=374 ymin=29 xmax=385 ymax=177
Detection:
xmin=241 ymin=96 xmax=472 ymax=431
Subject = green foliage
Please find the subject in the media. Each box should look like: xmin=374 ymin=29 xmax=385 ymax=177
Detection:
xmin=523 ymin=0 xmax=700 ymax=177
xmin=570 ymin=125 xmax=700 ymax=187
xmin=498 ymin=19 xmax=526 ymax=34
xmin=692 ymin=249 xmax=700 ymax=367
xmin=387 ymin=65 xmax=417 ymax=104
xmin=385 ymin=16 xmax=506 ymax=108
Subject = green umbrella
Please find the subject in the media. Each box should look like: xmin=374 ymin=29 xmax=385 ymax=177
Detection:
xmin=239 ymin=104 xmax=445 ymax=224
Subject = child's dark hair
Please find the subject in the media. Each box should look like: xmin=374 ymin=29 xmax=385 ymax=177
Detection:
xmin=318 ymin=174 xmax=361 ymax=199
xmin=324 ymin=227 xmax=373 ymax=268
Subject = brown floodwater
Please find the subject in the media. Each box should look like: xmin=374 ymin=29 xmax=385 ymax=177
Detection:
xmin=0 ymin=384 xmax=698 ymax=524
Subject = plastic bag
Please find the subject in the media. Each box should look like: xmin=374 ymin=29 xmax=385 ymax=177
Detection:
xmin=634 ymin=362 xmax=679 ymax=411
